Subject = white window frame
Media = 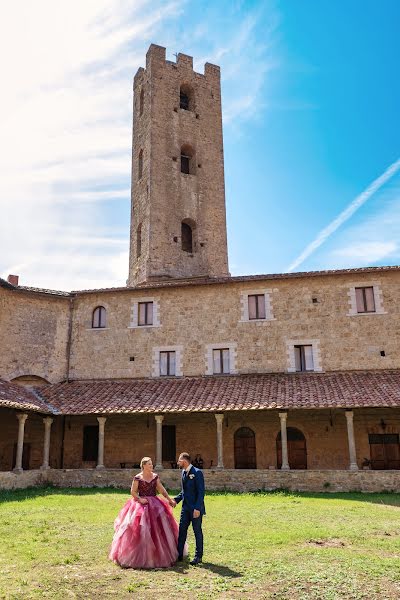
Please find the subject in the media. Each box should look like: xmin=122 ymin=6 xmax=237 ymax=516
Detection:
xmin=129 ymin=297 xmax=160 ymax=328
xmin=205 ymin=343 xmax=238 ymax=375
xmin=347 ymin=283 xmax=386 ymax=316
xmin=152 ymin=346 xmax=183 ymax=377
xmin=239 ymin=289 xmax=274 ymax=323
xmin=286 ymin=339 xmax=322 ymax=373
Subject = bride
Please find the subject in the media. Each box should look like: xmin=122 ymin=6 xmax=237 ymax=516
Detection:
xmin=109 ymin=457 xmax=185 ymax=568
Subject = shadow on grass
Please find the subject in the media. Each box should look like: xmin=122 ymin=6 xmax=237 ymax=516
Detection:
xmin=168 ymin=561 xmax=242 ymax=578
xmin=0 ymin=485 xmax=399 ymax=507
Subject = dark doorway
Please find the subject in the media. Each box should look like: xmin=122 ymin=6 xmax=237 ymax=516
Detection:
xmin=82 ymin=426 xmax=98 ymax=462
xmin=276 ymin=427 xmax=307 ymax=469
xmin=369 ymin=434 xmax=400 ymax=469
xmin=162 ymin=425 xmax=176 ymax=463
xmin=234 ymin=427 xmax=256 ymax=469
xmin=13 ymin=443 xmax=31 ymax=470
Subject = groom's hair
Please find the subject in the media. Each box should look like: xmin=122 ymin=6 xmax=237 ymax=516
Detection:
xmin=179 ymin=452 xmax=191 ymax=463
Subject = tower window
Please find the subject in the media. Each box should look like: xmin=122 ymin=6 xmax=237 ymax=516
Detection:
xmin=160 ymin=351 xmax=176 ymax=376
xmin=294 ymin=345 xmax=314 ymax=372
xmin=355 ymin=286 xmax=376 ymax=313
xmin=137 ymin=224 xmax=142 ymax=258
xmin=138 ymin=149 xmax=143 ymax=180
xmin=180 ymin=144 xmax=195 ymax=175
xmin=92 ymin=306 xmax=106 ymax=329
xmin=180 ymin=84 xmax=194 ymax=111
xmin=138 ymin=301 xmax=153 ymax=326
xmin=139 ymin=88 xmax=144 ymax=116
xmin=181 ymin=222 xmax=193 ymax=253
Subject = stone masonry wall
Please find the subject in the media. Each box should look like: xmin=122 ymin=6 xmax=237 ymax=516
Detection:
xmin=0 ymin=468 xmax=399 ymax=493
xmin=69 ymin=270 xmax=400 ymax=380
xmin=0 ymin=287 xmax=70 ymax=383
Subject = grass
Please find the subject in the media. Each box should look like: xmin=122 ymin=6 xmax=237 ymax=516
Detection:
xmin=0 ymin=487 xmax=399 ymax=599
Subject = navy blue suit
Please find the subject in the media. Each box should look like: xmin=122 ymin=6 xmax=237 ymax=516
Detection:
xmin=174 ymin=465 xmax=205 ymax=559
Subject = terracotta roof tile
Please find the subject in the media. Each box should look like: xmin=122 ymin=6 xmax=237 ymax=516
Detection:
xmin=35 ymin=371 xmax=400 ymax=415
xmin=0 ymin=380 xmax=56 ymax=413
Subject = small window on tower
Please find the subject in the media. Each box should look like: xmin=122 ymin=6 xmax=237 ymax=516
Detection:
xmin=180 ymin=144 xmax=195 ymax=175
xmin=180 ymin=84 xmax=194 ymax=111
xmin=139 ymin=88 xmax=144 ymax=116
xmin=137 ymin=223 xmax=142 ymax=258
xmin=181 ymin=222 xmax=193 ymax=253
xmin=138 ymin=149 xmax=143 ymax=180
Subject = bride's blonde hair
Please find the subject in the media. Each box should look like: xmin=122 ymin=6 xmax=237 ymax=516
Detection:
xmin=140 ymin=456 xmax=152 ymax=470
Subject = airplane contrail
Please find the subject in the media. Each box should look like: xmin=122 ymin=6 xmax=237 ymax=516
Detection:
xmin=287 ymin=157 xmax=400 ymax=272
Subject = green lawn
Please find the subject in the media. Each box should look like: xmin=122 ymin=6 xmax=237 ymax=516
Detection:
xmin=0 ymin=487 xmax=399 ymax=599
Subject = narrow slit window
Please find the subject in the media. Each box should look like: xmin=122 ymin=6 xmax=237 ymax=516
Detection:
xmin=181 ymin=154 xmax=190 ymax=174
xmin=138 ymin=149 xmax=143 ymax=180
xmin=137 ymin=224 xmax=142 ymax=258
xmin=181 ymin=222 xmax=193 ymax=253
xmin=139 ymin=88 xmax=144 ymax=116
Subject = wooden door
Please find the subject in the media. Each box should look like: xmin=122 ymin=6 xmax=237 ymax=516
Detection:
xmin=234 ymin=427 xmax=256 ymax=469
xmin=276 ymin=428 xmax=307 ymax=469
xmin=369 ymin=434 xmax=400 ymax=469
xmin=162 ymin=425 xmax=176 ymax=463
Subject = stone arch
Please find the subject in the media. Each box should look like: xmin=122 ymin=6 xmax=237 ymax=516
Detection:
xmin=10 ymin=375 xmax=50 ymax=387
xmin=234 ymin=426 xmax=256 ymax=469
xmin=276 ymin=427 xmax=307 ymax=469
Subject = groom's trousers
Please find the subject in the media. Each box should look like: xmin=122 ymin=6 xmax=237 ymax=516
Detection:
xmin=177 ymin=507 xmax=203 ymax=559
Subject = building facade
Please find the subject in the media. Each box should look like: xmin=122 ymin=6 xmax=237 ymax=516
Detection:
xmin=0 ymin=45 xmax=399 ymax=491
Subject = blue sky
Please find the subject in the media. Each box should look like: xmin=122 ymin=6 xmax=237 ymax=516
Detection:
xmin=0 ymin=0 xmax=399 ymax=290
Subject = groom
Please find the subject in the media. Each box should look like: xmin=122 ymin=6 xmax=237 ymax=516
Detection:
xmin=173 ymin=452 xmax=205 ymax=565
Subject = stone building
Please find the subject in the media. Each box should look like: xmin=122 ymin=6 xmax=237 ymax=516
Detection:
xmin=0 ymin=44 xmax=399 ymax=492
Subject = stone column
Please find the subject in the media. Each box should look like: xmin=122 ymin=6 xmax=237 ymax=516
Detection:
xmin=345 ymin=410 xmax=358 ymax=471
xmin=155 ymin=415 xmax=164 ymax=470
xmin=279 ymin=412 xmax=290 ymax=470
xmin=13 ymin=413 xmax=28 ymax=473
xmin=40 ymin=417 xmax=53 ymax=470
xmin=215 ymin=413 xmax=224 ymax=469
xmin=96 ymin=417 xmax=107 ymax=469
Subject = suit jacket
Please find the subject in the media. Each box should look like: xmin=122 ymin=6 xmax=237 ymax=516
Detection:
xmin=174 ymin=465 xmax=206 ymax=515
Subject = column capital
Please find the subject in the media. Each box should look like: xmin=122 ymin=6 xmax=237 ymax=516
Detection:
xmin=17 ymin=412 xmax=28 ymax=423
xmin=155 ymin=415 xmax=164 ymax=424
xmin=97 ymin=416 xmax=107 ymax=426
xmin=43 ymin=417 xmax=53 ymax=426
xmin=278 ymin=412 xmax=288 ymax=421
xmin=345 ymin=410 xmax=354 ymax=420
xmin=215 ymin=413 xmax=224 ymax=424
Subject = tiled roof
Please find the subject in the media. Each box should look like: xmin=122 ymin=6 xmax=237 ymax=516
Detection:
xmin=72 ymin=265 xmax=400 ymax=294
xmin=35 ymin=371 xmax=400 ymax=415
xmin=2 ymin=265 xmax=398 ymax=297
xmin=0 ymin=380 xmax=56 ymax=414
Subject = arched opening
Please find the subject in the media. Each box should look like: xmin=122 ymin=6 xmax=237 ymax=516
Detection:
xmin=234 ymin=427 xmax=256 ymax=469
xmin=92 ymin=306 xmax=106 ymax=329
xmin=11 ymin=375 xmax=50 ymax=387
xmin=139 ymin=88 xmax=144 ymax=116
xmin=137 ymin=223 xmax=142 ymax=258
xmin=181 ymin=221 xmax=193 ymax=253
xmin=138 ymin=149 xmax=143 ymax=180
xmin=180 ymin=84 xmax=194 ymax=111
xmin=276 ymin=427 xmax=307 ymax=469
xmin=180 ymin=144 xmax=195 ymax=175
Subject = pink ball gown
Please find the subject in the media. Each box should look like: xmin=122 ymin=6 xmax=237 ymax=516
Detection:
xmin=109 ymin=474 xmax=181 ymax=569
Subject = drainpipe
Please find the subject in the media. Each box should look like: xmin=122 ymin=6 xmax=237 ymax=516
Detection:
xmin=65 ymin=296 xmax=75 ymax=383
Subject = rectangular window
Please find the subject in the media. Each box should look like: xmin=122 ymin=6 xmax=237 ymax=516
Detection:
xmin=160 ymin=351 xmax=176 ymax=376
xmin=181 ymin=155 xmax=190 ymax=174
xmin=355 ymin=286 xmax=375 ymax=313
xmin=294 ymin=345 xmax=314 ymax=372
xmin=82 ymin=426 xmax=98 ymax=462
xmin=248 ymin=294 xmax=266 ymax=320
xmin=213 ymin=348 xmax=230 ymax=374
xmin=138 ymin=301 xmax=153 ymax=326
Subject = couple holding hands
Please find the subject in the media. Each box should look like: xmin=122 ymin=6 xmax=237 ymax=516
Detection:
xmin=109 ymin=452 xmax=205 ymax=569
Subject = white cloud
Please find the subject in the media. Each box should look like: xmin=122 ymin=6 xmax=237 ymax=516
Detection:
xmin=333 ymin=241 xmax=397 ymax=264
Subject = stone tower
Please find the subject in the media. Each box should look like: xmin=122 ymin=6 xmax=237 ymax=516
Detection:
xmin=128 ymin=44 xmax=230 ymax=286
